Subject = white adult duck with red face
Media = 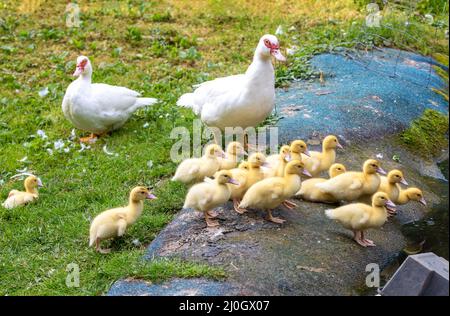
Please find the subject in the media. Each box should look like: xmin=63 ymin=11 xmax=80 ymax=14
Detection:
xmin=177 ymin=34 xmax=286 ymax=131
xmin=62 ymin=56 xmax=158 ymax=142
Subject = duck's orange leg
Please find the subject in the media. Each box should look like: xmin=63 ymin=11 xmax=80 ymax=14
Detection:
xmin=80 ymin=133 xmax=99 ymax=143
xmin=204 ymin=211 xmax=219 ymax=227
xmin=267 ymin=209 xmax=286 ymax=224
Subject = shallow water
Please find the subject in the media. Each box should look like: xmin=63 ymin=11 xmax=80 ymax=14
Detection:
xmin=401 ymin=159 xmax=449 ymax=260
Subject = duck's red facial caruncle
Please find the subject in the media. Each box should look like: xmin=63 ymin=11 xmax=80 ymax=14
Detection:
xmin=263 ymin=38 xmax=286 ymax=62
xmin=73 ymin=58 xmax=88 ymax=77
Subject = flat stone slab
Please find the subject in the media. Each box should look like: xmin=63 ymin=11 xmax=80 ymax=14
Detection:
xmin=108 ymin=278 xmax=247 ymax=296
xmin=381 ymin=253 xmax=449 ymax=296
xmin=276 ymin=48 xmax=448 ymax=143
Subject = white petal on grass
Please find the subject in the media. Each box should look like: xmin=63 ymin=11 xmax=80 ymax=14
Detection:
xmin=63 ymin=147 xmax=70 ymax=153
xmin=78 ymin=143 xmax=91 ymax=152
xmin=275 ymin=25 xmax=284 ymax=35
xmin=147 ymin=160 xmax=153 ymax=169
xmin=69 ymin=129 xmax=76 ymax=141
xmin=376 ymin=153 xmax=383 ymax=159
xmin=54 ymin=139 xmax=65 ymax=150
xmin=143 ymin=122 xmax=149 ymax=128
xmin=18 ymin=156 xmax=28 ymax=162
xmin=16 ymin=167 xmax=28 ymax=173
xmin=132 ymin=239 xmax=141 ymax=246
xmin=47 ymin=148 xmax=54 ymax=155
xmin=38 ymin=87 xmax=49 ymax=98
xmin=37 ymin=130 xmax=48 ymax=139
xmin=103 ymin=145 xmax=118 ymax=157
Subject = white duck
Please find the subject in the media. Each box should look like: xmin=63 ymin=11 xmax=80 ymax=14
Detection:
xmin=177 ymin=34 xmax=286 ymax=132
xmin=62 ymin=56 xmax=158 ymax=142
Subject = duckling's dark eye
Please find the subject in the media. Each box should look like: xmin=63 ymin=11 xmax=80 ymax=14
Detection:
xmin=381 ymin=197 xmax=385 ymax=199
xmin=372 ymin=164 xmax=376 ymax=167
xmin=417 ymin=194 xmax=421 ymax=197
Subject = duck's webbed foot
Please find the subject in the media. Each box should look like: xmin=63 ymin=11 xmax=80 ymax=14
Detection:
xmin=80 ymin=133 xmax=99 ymax=144
xmin=205 ymin=212 xmax=220 ymax=227
xmin=95 ymin=238 xmax=111 ymax=254
xmin=233 ymin=199 xmax=246 ymax=214
xmin=282 ymin=199 xmax=297 ymax=209
xmin=353 ymin=231 xmax=367 ymax=247
xmin=207 ymin=210 xmax=219 ymax=218
xmin=267 ymin=209 xmax=286 ymax=224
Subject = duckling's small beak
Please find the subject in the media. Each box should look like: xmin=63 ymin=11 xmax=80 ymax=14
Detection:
xmin=303 ymin=149 xmax=311 ymax=157
xmin=400 ymin=178 xmax=409 ymax=186
xmin=227 ymin=178 xmax=239 ymax=186
xmin=219 ymin=151 xmax=226 ymax=158
xmin=261 ymin=162 xmax=270 ymax=168
xmin=284 ymin=154 xmax=291 ymax=162
xmin=37 ymin=178 xmax=43 ymax=187
xmin=337 ymin=143 xmax=343 ymax=149
xmin=419 ymin=197 xmax=427 ymax=206
xmin=302 ymin=169 xmax=312 ymax=177
xmin=385 ymin=199 xmax=397 ymax=213
xmin=376 ymin=167 xmax=387 ymax=175
xmin=146 ymin=193 xmax=157 ymax=200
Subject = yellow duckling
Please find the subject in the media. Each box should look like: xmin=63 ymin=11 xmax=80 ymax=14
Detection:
xmin=2 ymin=175 xmax=43 ymax=209
xmin=239 ymin=160 xmax=309 ymax=224
xmin=264 ymin=145 xmax=291 ymax=178
xmin=315 ymin=159 xmax=386 ymax=201
xmin=296 ymin=163 xmax=347 ymax=203
xmin=397 ymin=187 xmax=427 ymax=206
xmin=378 ymin=169 xmax=408 ymax=202
xmin=218 ymin=141 xmax=246 ymax=170
xmin=244 ymin=152 xmax=269 ymax=190
xmin=227 ymin=161 xmax=251 ymax=214
xmin=172 ymin=144 xmax=225 ymax=184
xmin=183 ymin=170 xmax=238 ymax=227
xmin=301 ymin=135 xmax=343 ymax=177
xmin=89 ymin=186 xmax=156 ymax=253
xmin=289 ymin=139 xmax=310 ymax=161
xmin=325 ymin=192 xmax=396 ymax=247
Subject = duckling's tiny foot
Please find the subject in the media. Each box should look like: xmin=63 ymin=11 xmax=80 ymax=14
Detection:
xmin=268 ymin=216 xmax=286 ymax=224
xmin=353 ymin=231 xmax=367 ymax=247
xmin=207 ymin=210 xmax=219 ymax=218
xmin=98 ymin=248 xmax=111 ymax=254
xmin=282 ymin=199 xmax=297 ymax=209
xmin=233 ymin=199 xmax=246 ymax=214
xmin=206 ymin=219 xmax=220 ymax=227
xmin=80 ymin=133 xmax=98 ymax=144
xmin=363 ymin=239 xmax=376 ymax=247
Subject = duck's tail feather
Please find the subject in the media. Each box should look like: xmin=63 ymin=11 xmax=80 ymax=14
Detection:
xmin=176 ymin=93 xmax=195 ymax=108
xmin=325 ymin=209 xmax=335 ymax=219
xmin=133 ymin=97 xmax=158 ymax=109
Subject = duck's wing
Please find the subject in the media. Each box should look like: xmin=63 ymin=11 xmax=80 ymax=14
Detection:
xmin=190 ymin=74 xmax=246 ymax=114
xmin=90 ymin=83 xmax=141 ymax=113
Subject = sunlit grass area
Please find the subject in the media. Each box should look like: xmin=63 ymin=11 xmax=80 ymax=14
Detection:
xmin=0 ymin=0 xmax=448 ymax=295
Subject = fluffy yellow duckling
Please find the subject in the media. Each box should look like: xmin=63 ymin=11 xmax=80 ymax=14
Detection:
xmin=227 ymin=161 xmax=251 ymax=214
xmin=89 ymin=186 xmax=156 ymax=253
xmin=316 ymin=159 xmax=386 ymax=201
xmin=244 ymin=152 xmax=269 ymax=190
xmin=289 ymin=140 xmax=310 ymax=161
xmin=264 ymin=145 xmax=291 ymax=178
xmin=325 ymin=192 xmax=396 ymax=247
xmin=172 ymin=144 xmax=225 ymax=184
xmin=301 ymin=135 xmax=343 ymax=177
xmin=183 ymin=170 xmax=239 ymax=227
xmin=239 ymin=160 xmax=309 ymax=224
xmin=378 ymin=169 xmax=408 ymax=203
xmin=2 ymin=175 xmax=43 ymax=209
xmin=218 ymin=141 xmax=246 ymax=170
xmin=296 ymin=163 xmax=347 ymax=203
xmin=397 ymin=187 xmax=427 ymax=206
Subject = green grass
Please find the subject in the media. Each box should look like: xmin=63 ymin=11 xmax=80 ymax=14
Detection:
xmin=401 ymin=109 xmax=449 ymax=158
xmin=0 ymin=0 xmax=448 ymax=295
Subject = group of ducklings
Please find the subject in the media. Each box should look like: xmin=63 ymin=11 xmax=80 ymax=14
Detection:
xmin=173 ymin=135 xmax=427 ymax=247
xmin=2 ymin=135 xmax=427 ymax=252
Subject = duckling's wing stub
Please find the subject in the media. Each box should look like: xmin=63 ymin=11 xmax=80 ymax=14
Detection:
xmin=349 ymin=179 xmax=363 ymax=190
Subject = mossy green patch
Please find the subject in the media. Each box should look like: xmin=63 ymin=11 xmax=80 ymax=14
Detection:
xmin=401 ymin=109 xmax=449 ymax=157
